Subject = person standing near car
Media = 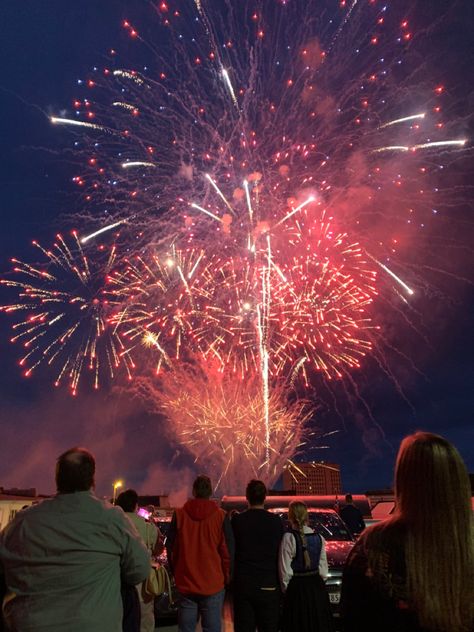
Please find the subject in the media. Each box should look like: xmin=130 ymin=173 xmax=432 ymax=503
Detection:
xmin=116 ymin=489 xmax=164 ymax=632
xmin=0 ymin=447 xmax=150 ymax=632
xmin=231 ymin=479 xmax=285 ymax=632
xmin=340 ymin=494 xmax=365 ymax=537
xmin=341 ymin=432 xmax=474 ymax=632
xmin=279 ymin=501 xmax=334 ymax=632
xmin=166 ymin=474 xmax=234 ymax=632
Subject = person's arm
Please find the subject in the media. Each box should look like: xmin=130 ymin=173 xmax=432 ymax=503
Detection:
xmin=118 ymin=512 xmax=151 ymax=585
xmin=165 ymin=512 xmax=178 ymax=575
xmin=357 ymin=510 xmax=366 ymax=533
xmin=218 ymin=513 xmax=234 ymax=584
xmin=278 ymin=515 xmax=286 ymax=540
xmin=318 ymin=536 xmax=329 ymax=580
xmin=278 ymin=532 xmax=295 ymax=592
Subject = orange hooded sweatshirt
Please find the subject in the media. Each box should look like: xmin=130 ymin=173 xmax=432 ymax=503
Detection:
xmin=167 ymin=499 xmax=234 ymax=595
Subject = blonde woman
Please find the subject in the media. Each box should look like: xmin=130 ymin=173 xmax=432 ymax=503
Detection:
xmin=279 ymin=501 xmax=334 ymax=632
xmin=341 ymin=432 xmax=474 ymax=632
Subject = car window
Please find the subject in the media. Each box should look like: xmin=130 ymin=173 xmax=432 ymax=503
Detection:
xmin=270 ymin=510 xmax=353 ymax=541
xmin=307 ymin=511 xmax=353 ymax=541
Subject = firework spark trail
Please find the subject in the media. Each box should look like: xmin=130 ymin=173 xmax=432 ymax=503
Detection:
xmin=112 ymin=69 xmax=144 ymax=84
xmin=257 ymin=235 xmax=273 ymax=463
xmin=121 ymin=161 xmax=156 ymax=169
xmin=275 ymin=196 xmax=316 ymax=227
xmin=243 ymin=179 xmax=254 ymax=225
xmin=221 ymin=68 xmax=239 ymax=109
xmin=81 ymin=220 xmax=126 ymax=244
xmin=370 ymin=256 xmax=414 ymax=296
xmin=190 ymin=203 xmax=223 ymax=223
xmin=205 ymin=173 xmax=235 ymax=213
xmin=379 ymin=113 xmax=426 ymax=129
xmin=50 ymin=116 xmax=104 ymax=131
xmin=374 ymin=139 xmax=467 ymax=153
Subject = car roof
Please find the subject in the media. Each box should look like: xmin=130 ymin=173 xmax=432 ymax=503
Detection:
xmin=221 ymin=494 xmax=371 ymax=517
xmin=268 ymin=507 xmax=338 ymax=514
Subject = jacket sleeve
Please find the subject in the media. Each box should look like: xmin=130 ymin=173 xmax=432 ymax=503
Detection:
xmin=165 ymin=512 xmax=178 ymax=575
xmin=219 ymin=513 xmax=234 ymax=584
xmin=118 ymin=512 xmax=151 ymax=585
xmin=279 ymin=532 xmax=295 ymax=592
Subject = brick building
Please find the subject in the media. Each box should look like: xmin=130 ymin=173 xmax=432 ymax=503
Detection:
xmin=282 ymin=461 xmax=341 ymax=495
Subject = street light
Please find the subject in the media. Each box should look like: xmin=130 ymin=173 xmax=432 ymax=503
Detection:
xmin=112 ymin=480 xmax=123 ymax=504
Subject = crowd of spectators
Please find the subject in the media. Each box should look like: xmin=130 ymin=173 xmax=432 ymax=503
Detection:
xmin=0 ymin=431 xmax=472 ymax=632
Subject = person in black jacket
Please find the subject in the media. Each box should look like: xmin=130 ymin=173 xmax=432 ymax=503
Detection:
xmin=231 ymin=480 xmax=284 ymax=632
xmin=339 ymin=494 xmax=365 ymax=537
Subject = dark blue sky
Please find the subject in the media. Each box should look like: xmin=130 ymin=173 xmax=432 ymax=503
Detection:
xmin=0 ymin=1 xmax=472 ymax=498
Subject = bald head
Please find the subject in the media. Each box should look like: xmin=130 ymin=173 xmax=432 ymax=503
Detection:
xmin=56 ymin=447 xmax=95 ymax=494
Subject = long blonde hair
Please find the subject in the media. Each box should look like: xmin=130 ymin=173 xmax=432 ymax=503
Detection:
xmin=392 ymin=432 xmax=473 ymax=631
xmin=288 ymin=501 xmax=311 ymax=570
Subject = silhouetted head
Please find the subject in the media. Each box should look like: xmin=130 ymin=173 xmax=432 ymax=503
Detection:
xmin=395 ymin=432 xmax=470 ymax=523
xmin=246 ymin=479 xmax=267 ymax=506
xmin=56 ymin=447 xmax=95 ymax=494
xmin=391 ymin=432 xmax=473 ymax=632
xmin=115 ymin=489 xmax=139 ymax=513
xmin=192 ymin=474 xmax=212 ymax=499
xmin=345 ymin=493 xmax=353 ymax=504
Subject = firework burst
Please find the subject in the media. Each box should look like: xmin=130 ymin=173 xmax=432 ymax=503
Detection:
xmin=107 ymin=202 xmax=378 ymax=382
xmin=135 ymin=360 xmax=311 ymax=493
xmin=1 ymin=233 xmax=133 ymax=393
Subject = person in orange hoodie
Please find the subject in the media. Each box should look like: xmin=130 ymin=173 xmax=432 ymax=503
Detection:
xmin=166 ymin=475 xmax=234 ymax=632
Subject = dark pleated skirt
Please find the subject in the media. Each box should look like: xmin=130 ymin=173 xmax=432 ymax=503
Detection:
xmin=281 ymin=574 xmax=335 ymax=632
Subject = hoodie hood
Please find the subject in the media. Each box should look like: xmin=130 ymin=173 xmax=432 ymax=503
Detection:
xmin=183 ymin=498 xmax=219 ymax=521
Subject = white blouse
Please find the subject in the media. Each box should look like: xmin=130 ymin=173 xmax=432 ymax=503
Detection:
xmin=279 ymin=525 xmax=329 ymax=591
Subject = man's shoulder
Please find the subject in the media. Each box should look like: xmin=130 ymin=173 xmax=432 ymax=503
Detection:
xmin=65 ymin=492 xmax=131 ymax=525
xmin=235 ymin=508 xmax=281 ymax=524
xmin=8 ymin=496 xmax=61 ymax=522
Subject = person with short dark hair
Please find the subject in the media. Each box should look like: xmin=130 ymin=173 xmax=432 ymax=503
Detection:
xmin=0 ymin=447 xmax=150 ymax=632
xmin=231 ymin=479 xmax=285 ymax=632
xmin=341 ymin=432 xmax=474 ymax=632
xmin=116 ymin=489 xmax=140 ymax=513
xmin=192 ymin=474 xmax=213 ymax=499
xmin=166 ymin=474 xmax=234 ymax=632
xmin=245 ymin=479 xmax=267 ymax=506
xmin=340 ymin=493 xmax=365 ymax=537
xmin=116 ymin=489 xmax=164 ymax=632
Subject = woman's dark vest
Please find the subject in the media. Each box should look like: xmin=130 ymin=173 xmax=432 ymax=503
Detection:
xmin=290 ymin=528 xmax=322 ymax=575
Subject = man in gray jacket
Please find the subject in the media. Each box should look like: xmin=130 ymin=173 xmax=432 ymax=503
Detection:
xmin=0 ymin=447 xmax=150 ymax=632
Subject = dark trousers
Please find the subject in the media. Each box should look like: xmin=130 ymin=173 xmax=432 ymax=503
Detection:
xmin=233 ymin=583 xmax=281 ymax=632
xmin=121 ymin=584 xmax=141 ymax=632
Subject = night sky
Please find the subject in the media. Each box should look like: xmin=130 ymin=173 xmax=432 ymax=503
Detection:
xmin=0 ymin=1 xmax=473 ymax=500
